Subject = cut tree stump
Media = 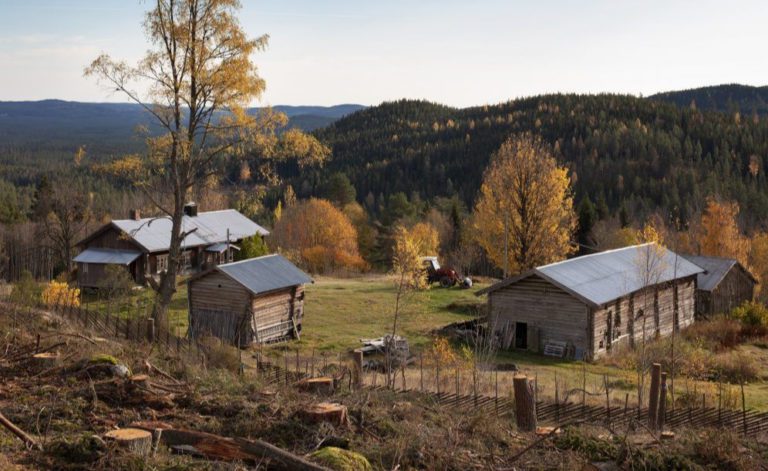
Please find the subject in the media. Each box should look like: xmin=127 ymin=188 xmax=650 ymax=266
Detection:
xmin=301 ymin=403 xmax=349 ymax=427
xmin=297 ymin=377 xmax=335 ymax=394
xmin=513 ymin=375 xmax=537 ymax=432
xmin=105 ymin=428 xmax=153 ymax=456
xmin=31 ymin=352 xmax=60 ymax=369
xmin=129 ymin=374 xmax=151 ymax=390
xmin=535 ymin=426 xmax=561 ymax=436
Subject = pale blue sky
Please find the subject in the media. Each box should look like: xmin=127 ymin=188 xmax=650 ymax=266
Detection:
xmin=1 ymin=0 xmax=767 ymax=107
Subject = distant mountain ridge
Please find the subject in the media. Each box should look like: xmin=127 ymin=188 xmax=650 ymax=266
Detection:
xmin=650 ymin=84 xmax=768 ymax=115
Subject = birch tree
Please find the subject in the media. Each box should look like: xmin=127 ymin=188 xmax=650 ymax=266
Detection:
xmin=85 ymin=0 xmax=327 ymax=324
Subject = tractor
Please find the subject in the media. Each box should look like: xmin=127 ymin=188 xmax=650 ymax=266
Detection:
xmin=420 ymin=256 xmax=471 ymax=288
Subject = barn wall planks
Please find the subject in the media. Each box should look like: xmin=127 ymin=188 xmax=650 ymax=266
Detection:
xmin=708 ymin=267 xmax=755 ymax=316
xmin=488 ymin=275 xmax=589 ymax=354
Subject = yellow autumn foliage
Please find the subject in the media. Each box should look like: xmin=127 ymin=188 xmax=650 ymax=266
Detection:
xmin=42 ymin=281 xmax=80 ymax=308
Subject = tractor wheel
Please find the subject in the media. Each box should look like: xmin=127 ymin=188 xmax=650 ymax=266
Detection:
xmin=440 ymin=276 xmax=456 ymax=288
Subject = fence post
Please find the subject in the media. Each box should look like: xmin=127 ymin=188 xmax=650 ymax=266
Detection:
xmin=436 ymin=357 xmax=440 ymax=397
xmin=659 ymin=372 xmax=668 ymax=431
xmin=741 ymin=381 xmax=747 ymax=436
xmin=648 ymin=363 xmax=661 ymax=430
xmin=513 ymin=375 xmax=537 ymax=432
xmin=353 ymin=349 xmax=364 ymax=390
xmin=419 ymin=353 xmax=424 ymax=392
xmin=145 ymin=318 xmax=155 ymax=343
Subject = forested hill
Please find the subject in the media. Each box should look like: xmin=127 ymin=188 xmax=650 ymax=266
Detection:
xmin=651 ymin=84 xmax=768 ymax=115
xmin=297 ymin=94 xmax=768 ymax=229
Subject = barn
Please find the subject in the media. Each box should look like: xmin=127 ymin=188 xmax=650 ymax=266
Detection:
xmin=187 ymin=254 xmax=312 ymax=346
xmin=476 ymin=244 xmax=704 ymax=360
xmin=681 ymin=254 xmax=756 ymax=317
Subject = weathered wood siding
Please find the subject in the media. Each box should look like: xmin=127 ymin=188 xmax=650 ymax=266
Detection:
xmin=84 ymin=227 xmax=141 ymax=251
xmin=707 ymin=267 xmax=755 ymax=315
xmin=189 ymin=271 xmax=304 ymax=346
xmin=188 ymin=271 xmax=252 ymax=344
xmin=591 ymin=275 xmax=696 ymax=358
xmin=76 ymin=262 xmax=135 ymax=288
xmin=489 ymin=275 xmax=589 ymax=354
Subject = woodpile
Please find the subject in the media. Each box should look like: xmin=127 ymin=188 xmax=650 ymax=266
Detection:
xmin=104 ymin=428 xmax=153 ymax=456
xmin=300 ymin=402 xmax=349 ymax=427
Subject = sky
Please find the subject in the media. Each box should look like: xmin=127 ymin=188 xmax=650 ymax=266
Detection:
xmin=1 ymin=0 xmax=767 ymax=107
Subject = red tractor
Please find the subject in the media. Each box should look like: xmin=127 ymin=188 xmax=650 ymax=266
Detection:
xmin=421 ymin=256 xmax=470 ymax=288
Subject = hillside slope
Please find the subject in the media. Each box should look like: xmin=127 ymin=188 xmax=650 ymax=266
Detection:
xmin=296 ymin=94 xmax=768 ymax=228
xmin=650 ymin=84 xmax=768 ymax=115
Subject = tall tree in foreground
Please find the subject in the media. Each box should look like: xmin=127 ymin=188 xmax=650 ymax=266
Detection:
xmin=85 ymin=0 xmax=327 ymax=324
xmin=471 ymin=133 xmax=576 ymax=276
xmin=697 ymin=198 xmax=750 ymax=266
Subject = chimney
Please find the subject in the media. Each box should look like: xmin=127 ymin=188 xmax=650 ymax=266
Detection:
xmin=183 ymin=202 xmax=198 ymax=217
xmin=130 ymin=209 xmax=141 ymax=221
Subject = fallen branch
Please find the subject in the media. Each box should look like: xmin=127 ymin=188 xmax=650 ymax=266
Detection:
xmin=41 ymin=332 xmax=98 ymax=345
xmin=144 ymin=361 xmax=183 ymax=386
xmin=130 ymin=423 xmax=329 ymax=470
xmin=0 ymin=410 xmax=42 ymax=451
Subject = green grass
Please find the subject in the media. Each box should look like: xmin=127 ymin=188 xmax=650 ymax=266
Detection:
xmin=299 ymin=275 xmax=486 ymax=352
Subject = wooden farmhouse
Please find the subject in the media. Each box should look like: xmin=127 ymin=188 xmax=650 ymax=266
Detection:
xmin=682 ymin=254 xmax=756 ymax=316
xmin=73 ymin=203 xmax=268 ymax=288
xmin=476 ymin=244 xmax=704 ymax=360
xmin=187 ymin=254 xmax=313 ymax=346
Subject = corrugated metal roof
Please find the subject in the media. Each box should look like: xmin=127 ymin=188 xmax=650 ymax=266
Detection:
xmin=111 ymin=209 xmax=269 ymax=253
xmin=216 ymin=254 xmax=313 ymax=295
xmin=73 ymin=247 xmax=141 ymax=265
xmin=478 ymin=243 xmax=704 ymax=307
xmin=681 ymin=254 xmax=739 ymax=291
xmin=205 ymin=242 xmax=240 ymax=253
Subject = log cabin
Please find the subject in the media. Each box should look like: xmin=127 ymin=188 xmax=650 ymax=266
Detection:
xmin=681 ymin=254 xmax=756 ymax=316
xmin=73 ymin=203 xmax=269 ymax=288
xmin=476 ymin=244 xmax=705 ymax=360
xmin=187 ymin=254 xmax=313 ymax=346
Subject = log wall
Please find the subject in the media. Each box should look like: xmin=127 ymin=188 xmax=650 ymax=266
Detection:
xmin=488 ymin=275 xmax=589 ymax=355
xmin=707 ymin=267 xmax=755 ymax=316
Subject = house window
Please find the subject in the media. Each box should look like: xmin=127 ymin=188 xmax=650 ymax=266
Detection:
xmin=82 ymin=263 xmax=89 ymax=274
xmin=157 ymin=254 xmax=169 ymax=273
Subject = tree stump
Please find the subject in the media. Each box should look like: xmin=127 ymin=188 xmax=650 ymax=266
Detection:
xmin=648 ymin=363 xmax=661 ymax=430
xmin=31 ymin=352 xmax=60 ymax=369
xmin=129 ymin=374 xmax=152 ymax=390
xmin=105 ymin=428 xmax=153 ymax=456
xmin=301 ymin=402 xmax=349 ymax=427
xmin=297 ymin=377 xmax=335 ymax=394
xmin=513 ymin=375 xmax=537 ymax=432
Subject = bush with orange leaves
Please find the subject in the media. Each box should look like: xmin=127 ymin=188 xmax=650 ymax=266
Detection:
xmin=271 ymin=198 xmax=367 ymax=273
xmin=41 ymin=281 xmax=80 ymax=308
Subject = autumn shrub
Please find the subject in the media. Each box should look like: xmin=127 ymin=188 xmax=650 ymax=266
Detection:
xmin=711 ymin=351 xmax=759 ymax=383
xmin=683 ymin=317 xmax=743 ymax=350
xmin=730 ymin=301 xmax=768 ymax=337
xmin=41 ymin=280 xmax=80 ymax=308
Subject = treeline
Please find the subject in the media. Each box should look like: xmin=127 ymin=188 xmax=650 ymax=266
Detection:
xmin=287 ymin=94 xmax=768 ymax=233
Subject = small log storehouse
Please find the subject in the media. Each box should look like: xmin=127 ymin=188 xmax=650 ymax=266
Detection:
xmin=476 ymin=244 xmax=704 ymax=360
xmin=681 ymin=254 xmax=757 ymax=316
xmin=187 ymin=254 xmax=313 ymax=346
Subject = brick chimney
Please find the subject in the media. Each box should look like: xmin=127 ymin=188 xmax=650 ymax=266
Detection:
xmin=183 ymin=202 xmax=198 ymax=217
xmin=130 ymin=209 xmax=141 ymax=221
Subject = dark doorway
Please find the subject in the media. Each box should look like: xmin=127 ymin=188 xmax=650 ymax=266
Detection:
xmin=515 ymin=322 xmax=528 ymax=349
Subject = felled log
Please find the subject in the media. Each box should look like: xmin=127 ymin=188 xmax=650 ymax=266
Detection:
xmin=0 ymin=411 xmax=41 ymax=451
xmin=93 ymin=378 xmax=175 ymax=410
xmin=104 ymin=428 xmax=152 ymax=456
xmin=301 ymin=403 xmax=349 ymax=427
xmin=297 ymin=377 xmax=334 ymax=394
xmin=129 ymin=423 xmax=329 ymax=470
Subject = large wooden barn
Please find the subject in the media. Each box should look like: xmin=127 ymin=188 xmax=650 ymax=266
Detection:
xmin=74 ymin=203 xmax=269 ymax=288
xmin=476 ymin=244 xmax=704 ymax=360
xmin=682 ymin=254 xmax=757 ymax=317
xmin=187 ymin=254 xmax=312 ymax=346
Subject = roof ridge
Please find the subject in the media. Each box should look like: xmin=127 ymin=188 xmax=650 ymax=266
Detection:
xmin=538 ymin=242 xmax=656 ymax=270
xmin=218 ymin=253 xmax=280 ymax=268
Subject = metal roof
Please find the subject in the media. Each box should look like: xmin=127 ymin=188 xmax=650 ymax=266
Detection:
xmin=681 ymin=254 xmax=755 ymax=291
xmin=216 ymin=254 xmax=313 ymax=296
xmin=111 ymin=209 xmax=269 ymax=253
xmin=478 ymin=243 xmax=704 ymax=307
xmin=73 ymin=247 xmax=142 ymax=265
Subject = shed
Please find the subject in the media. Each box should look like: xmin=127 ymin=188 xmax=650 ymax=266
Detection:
xmin=476 ymin=244 xmax=704 ymax=360
xmin=681 ymin=254 xmax=756 ymax=316
xmin=187 ymin=254 xmax=312 ymax=346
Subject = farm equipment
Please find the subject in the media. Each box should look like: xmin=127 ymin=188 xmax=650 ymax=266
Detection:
xmin=420 ymin=256 xmax=472 ymax=288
